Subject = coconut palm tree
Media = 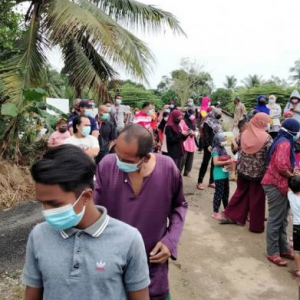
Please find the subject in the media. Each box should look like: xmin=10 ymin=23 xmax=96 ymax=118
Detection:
xmin=0 ymin=0 xmax=184 ymax=160
xmin=223 ymin=75 xmax=237 ymax=90
xmin=242 ymin=74 xmax=263 ymax=89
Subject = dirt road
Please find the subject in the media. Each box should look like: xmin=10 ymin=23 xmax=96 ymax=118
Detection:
xmin=1 ymin=153 xmax=300 ymax=300
xmin=169 ymin=154 xmax=299 ymax=300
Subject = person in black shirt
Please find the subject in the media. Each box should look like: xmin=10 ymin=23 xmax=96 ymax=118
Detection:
xmin=95 ymin=105 xmax=117 ymax=164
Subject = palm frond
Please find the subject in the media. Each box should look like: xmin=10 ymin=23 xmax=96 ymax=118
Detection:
xmin=89 ymin=0 xmax=186 ymax=35
xmin=61 ymin=37 xmax=118 ymax=94
xmin=44 ymin=0 xmax=154 ymax=81
xmin=0 ymin=3 xmax=47 ymax=104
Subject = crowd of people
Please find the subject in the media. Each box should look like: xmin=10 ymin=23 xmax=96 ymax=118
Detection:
xmin=22 ymin=90 xmax=300 ymax=300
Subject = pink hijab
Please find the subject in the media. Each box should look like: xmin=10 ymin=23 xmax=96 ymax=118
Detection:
xmin=200 ymin=97 xmax=211 ymax=112
xmin=241 ymin=113 xmax=270 ymax=154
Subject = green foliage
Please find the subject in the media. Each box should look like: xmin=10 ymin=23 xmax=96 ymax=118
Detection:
xmin=224 ymin=75 xmax=237 ymax=90
xmin=112 ymin=82 xmax=163 ymax=109
xmin=160 ymin=90 xmax=179 ymax=106
xmin=211 ymin=88 xmax=233 ymax=108
xmin=242 ymin=74 xmax=263 ymax=89
xmin=0 ymin=1 xmax=23 ymax=55
xmin=236 ymin=83 xmax=295 ymax=112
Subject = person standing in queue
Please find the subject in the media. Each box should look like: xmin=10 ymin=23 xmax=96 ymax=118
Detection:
xmin=95 ymin=105 xmax=117 ymax=164
xmin=94 ymin=124 xmax=188 ymax=300
xmin=165 ymin=110 xmax=189 ymax=172
xmin=197 ymin=108 xmax=223 ymax=190
xmin=23 ymin=145 xmax=150 ymax=300
xmin=68 ymin=100 xmax=99 ymax=138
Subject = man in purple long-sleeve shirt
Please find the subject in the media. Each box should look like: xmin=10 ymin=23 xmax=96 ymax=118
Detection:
xmin=94 ymin=124 xmax=188 ymax=300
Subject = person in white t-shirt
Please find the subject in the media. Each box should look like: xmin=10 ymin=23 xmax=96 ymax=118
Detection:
xmin=288 ymin=176 xmax=300 ymax=277
xmin=64 ymin=116 xmax=100 ymax=159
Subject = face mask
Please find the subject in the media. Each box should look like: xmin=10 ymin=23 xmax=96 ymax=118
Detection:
xmin=100 ymin=113 xmax=110 ymax=121
xmin=189 ymin=115 xmax=195 ymax=121
xmin=268 ymin=99 xmax=276 ymax=104
xmin=116 ymin=99 xmax=122 ymax=105
xmin=165 ymin=109 xmax=171 ymax=113
xmin=107 ymin=107 xmax=112 ymax=113
xmin=282 ymin=127 xmax=300 ymax=141
xmin=84 ymin=109 xmax=93 ymax=117
xmin=42 ymin=192 xmax=86 ymax=231
xmin=116 ymin=155 xmax=144 ymax=173
xmin=215 ymin=115 xmax=222 ymax=120
xmin=188 ymin=102 xmax=194 ymax=107
xmin=220 ymin=141 xmax=227 ymax=147
xmin=164 ymin=117 xmax=169 ymax=122
xmin=291 ymin=99 xmax=299 ymax=104
xmin=174 ymin=119 xmax=181 ymax=124
xmin=170 ymin=104 xmax=175 ymax=109
xmin=147 ymin=109 xmax=154 ymax=116
xmin=59 ymin=128 xmax=67 ymax=133
xmin=81 ymin=126 xmax=90 ymax=137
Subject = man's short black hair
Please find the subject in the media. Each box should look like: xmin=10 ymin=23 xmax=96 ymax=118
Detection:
xmin=57 ymin=119 xmax=67 ymax=125
xmin=142 ymin=101 xmax=151 ymax=109
xmin=289 ymin=176 xmax=300 ymax=193
xmin=234 ymin=97 xmax=240 ymax=102
xmin=73 ymin=115 xmax=86 ymax=133
xmin=31 ymin=145 xmax=96 ymax=196
xmin=120 ymin=124 xmax=153 ymax=158
xmin=238 ymin=118 xmax=248 ymax=130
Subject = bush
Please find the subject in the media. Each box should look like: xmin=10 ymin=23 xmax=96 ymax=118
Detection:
xmin=211 ymin=88 xmax=233 ymax=108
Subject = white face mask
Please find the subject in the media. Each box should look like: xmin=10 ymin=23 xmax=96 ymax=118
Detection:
xmin=164 ymin=117 xmax=169 ymax=122
xmin=189 ymin=115 xmax=195 ymax=121
xmin=268 ymin=99 xmax=276 ymax=104
xmin=220 ymin=141 xmax=227 ymax=147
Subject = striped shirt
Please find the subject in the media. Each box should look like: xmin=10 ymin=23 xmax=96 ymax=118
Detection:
xmin=133 ymin=111 xmax=152 ymax=130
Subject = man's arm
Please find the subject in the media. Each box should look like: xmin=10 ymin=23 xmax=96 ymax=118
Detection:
xmin=25 ymin=287 xmax=43 ymax=300
xmin=128 ymin=288 xmax=150 ymax=300
xmin=156 ymin=166 xmax=188 ymax=261
xmin=91 ymin=130 xmax=99 ymax=138
xmin=84 ymin=147 xmax=100 ymax=158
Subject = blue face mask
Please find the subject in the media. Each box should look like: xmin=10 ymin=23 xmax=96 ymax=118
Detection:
xmin=100 ymin=113 xmax=110 ymax=121
xmin=84 ymin=109 xmax=93 ymax=117
xmin=147 ymin=109 xmax=154 ymax=116
xmin=81 ymin=126 xmax=90 ymax=137
xmin=116 ymin=155 xmax=144 ymax=173
xmin=294 ymin=133 xmax=300 ymax=142
xmin=282 ymin=127 xmax=300 ymax=141
xmin=42 ymin=192 xmax=86 ymax=231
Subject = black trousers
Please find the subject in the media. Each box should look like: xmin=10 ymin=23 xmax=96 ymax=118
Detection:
xmin=213 ymin=179 xmax=229 ymax=213
xmin=183 ymin=152 xmax=194 ymax=175
xmin=172 ymin=156 xmax=184 ymax=173
xmin=198 ymin=147 xmax=214 ymax=184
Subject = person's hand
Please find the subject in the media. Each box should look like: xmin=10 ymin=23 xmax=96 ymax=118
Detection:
xmin=189 ymin=130 xmax=195 ymax=137
xmin=182 ymin=130 xmax=189 ymax=136
xmin=208 ymin=146 xmax=212 ymax=152
xmin=149 ymin=242 xmax=171 ymax=264
xmin=293 ymin=168 xmax=299 ymax=176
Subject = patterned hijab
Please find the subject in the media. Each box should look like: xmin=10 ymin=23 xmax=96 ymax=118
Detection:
xmin=212 ymin=133 xmax=227 ymax=156
xmin=203 ymin=108 xmax=223 ymax=134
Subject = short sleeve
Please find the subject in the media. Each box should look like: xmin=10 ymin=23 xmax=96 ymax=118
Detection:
xmin=124 ymin=231 xmax=150 ymax=292
xmin=22 ymin=230 xmax=43 ymax=288
xmin=90 ymin=136 xmax=100 ymax=148
xmin=90 ymin=117 xmax=99 ymax=132
xmin=211 ymin=151 xmax=219 ymax=158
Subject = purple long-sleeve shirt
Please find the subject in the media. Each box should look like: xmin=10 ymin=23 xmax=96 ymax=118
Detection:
xmin=94 ymin=154 xmax=188 ymax=300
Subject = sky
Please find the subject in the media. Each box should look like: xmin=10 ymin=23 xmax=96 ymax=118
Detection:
xmin=18 ymin=0 xmax=300 ymax=89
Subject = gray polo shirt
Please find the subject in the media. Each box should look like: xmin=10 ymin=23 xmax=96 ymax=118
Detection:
xmin=23 ymin=206 xmax=150 ymax=300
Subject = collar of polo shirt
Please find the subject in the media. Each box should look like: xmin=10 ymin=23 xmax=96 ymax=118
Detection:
xmin=60 ymin=206 xmax=110 ymax=239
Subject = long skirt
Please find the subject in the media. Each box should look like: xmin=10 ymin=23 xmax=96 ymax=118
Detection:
xmin=224 ymin=175 xmax=266 ymax=233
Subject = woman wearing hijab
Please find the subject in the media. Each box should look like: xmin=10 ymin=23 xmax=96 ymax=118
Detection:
xmin=284 ymin=90 xmax=300 ymax=123
xmin=181 ymin=109 xmax=197 ymax=177
xmin=255 ymin=95 xmax=270 ymax=114
xmin=267 ymin=95 xmax=282 ymax=139
xmin=200 ymin=96 xmax=211 ymax=118
xmin=197 ymin=108 xmax=223 ymax=190
xmin=158 ymin=111 xmax=169 ymax=144
xmin=262 ymin=119 xmax=300 ymax=266
xmin=165 ymin=110 xmax=189 ymax=171
xmin=221 ymin=113 xmax=272 ymax=233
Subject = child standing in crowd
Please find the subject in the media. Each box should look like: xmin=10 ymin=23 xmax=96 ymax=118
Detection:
xmin=288 ymin=176 xmax=300 ymax=277
xmin=47 ymin=119 xmax=70 ymax=148
xmin=231 ymin=119 xmax=248 ymax=180
xmin=211 ymin=133 xmax=232 ymax=220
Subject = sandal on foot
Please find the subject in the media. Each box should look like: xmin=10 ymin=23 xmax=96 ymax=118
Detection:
xmin=220 ymin=218 xmax=236 ymax=225
xmin=197 ymin=183 xmax=204 ymax=190
xmin=281 ymin=252 xmax=294 ymax=260
xmin=211 ymin=212 xmax=225 ymax=220
xmin=267 ymin=255 xmax=287 ymax=267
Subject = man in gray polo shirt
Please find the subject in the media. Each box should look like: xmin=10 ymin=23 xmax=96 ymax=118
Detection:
xmin=23 ymin=144 xmax=150 ymax=300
